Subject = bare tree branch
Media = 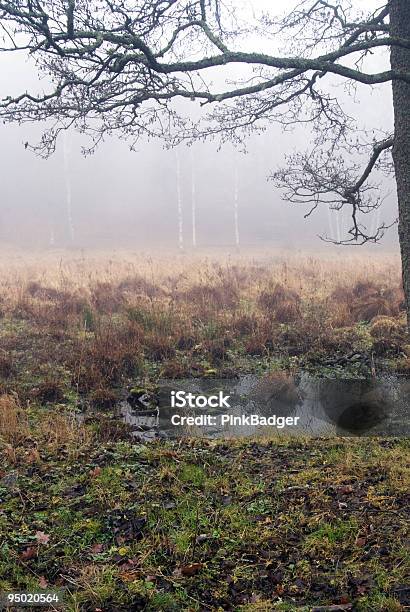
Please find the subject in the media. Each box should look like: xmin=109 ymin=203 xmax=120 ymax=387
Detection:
xmin=272 ymin=134 xmax=395 ymax=245
xmin=0 ymin=0 xmax=403 ymax=246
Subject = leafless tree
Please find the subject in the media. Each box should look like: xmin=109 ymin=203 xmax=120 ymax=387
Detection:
xmin=0 ymin=0 xmax=409 ymax=327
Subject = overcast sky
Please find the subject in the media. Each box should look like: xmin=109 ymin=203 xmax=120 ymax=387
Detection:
xmin=0 ymin=0 xmax=399 ymax=251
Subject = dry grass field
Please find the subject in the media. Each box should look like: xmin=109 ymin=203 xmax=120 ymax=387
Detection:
xmin=0 ymin=249 xmax=408 ymax=401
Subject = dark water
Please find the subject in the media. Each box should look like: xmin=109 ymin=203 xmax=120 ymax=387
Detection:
xmin=118 ymin=374 xmax=410 ymax=440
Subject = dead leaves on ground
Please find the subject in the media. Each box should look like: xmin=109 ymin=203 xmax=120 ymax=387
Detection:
xmin=19 ymin=546 xmax=37 ymax=561
xmin=19 ymin=531 xmax=50 ymax=561
xmin=35 ymin=530 xmax=50 ymax=544
xmin=174 ymin=562 xmax=203 ymax=577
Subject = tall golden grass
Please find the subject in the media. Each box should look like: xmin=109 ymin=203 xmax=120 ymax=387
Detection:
xmin=0 ymin=392 xmax=94 ymax=460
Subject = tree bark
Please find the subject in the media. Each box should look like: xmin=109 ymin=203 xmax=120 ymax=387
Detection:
xmin=390 ymin=0 xmax=410 ymax=331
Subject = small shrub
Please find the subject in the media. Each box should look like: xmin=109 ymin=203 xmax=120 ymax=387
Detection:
xmin=31 ymin=380 xmax=65 ymax=403
xmin=274 ymin=300 xmax=301 ymax=323
xmin=89 ymin=388 xmax=118 ymax=410
xmin=257 ymin=284 xmax=300 ymax=311
xmin=0 ymin=351 xmax=14 ymax=377
xmin=176 ymin=335 xmax=196 ymax=350
xmin=127 ymin=304 xmax=179 ymax=336
xmin=243 ymin=323 xmax=270 ymax=354
xmin=205 ymin=338 xmax=229 ymax=362
xmin=370 ymin=316 xmax=401 ymax=339
xmin=320 ymin=327 xmax=359 ymax=352
xmin=231 ymin=313 xmax=257 ymax=335
xmin=276 ymin=326 xmax=307 ymax=354
xmin=26 ymin=281 xmax=63 ymax=301
xmin=329 ymin=302 xmax=353 ymax=328
xmin=118 ymin=275 xmax=164 ymax=298
xmin=161 ymin=359 xmax=192 ymax=378
xmin=331 ymin=285 xmax=354 ymax=304
xmin=91 ymin=282 xmax=124 ymax=313
xmin=182 ymin=283 xmax=239 ymax=310
xmin=372 ymin=338 xmax=403 ymax=357
xmin=89 ymin=415 xmax=134 ymax=443
xmin=396 ymin=357 xmax=410 ymax=375
xmin=352 ymin=280 xmax=380 ymax=299
xmin=352 ymin=297 xmax=393 ymax=322
xmin=144 ymin=334 xmax=176 ymax=361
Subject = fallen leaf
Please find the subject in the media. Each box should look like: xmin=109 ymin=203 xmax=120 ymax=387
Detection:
xmin=39 ymin=576 xmax=48 ymax=589
xmin=118 ymin=558 xmax=138 ymax=572
xmin=355 ymin=537 xmax=366 ymax=547
xmin=90 ymin=543 xmax=104 ymax=554
xmin=35 ymin=531 xmax=50 ymax=545
xmin=179 ymin=562 xmax=203 ymax=576
xmin=338 ymin=485 xmax=353 ymax=495
xmin=20 ymin=546 xmax=37 ymax=561
xmin=119 ymin=571 xmax=137 ymax=582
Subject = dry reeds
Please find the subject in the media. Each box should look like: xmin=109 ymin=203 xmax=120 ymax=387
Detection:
xmin=0 ymin=392 xmax=94 ymax=461
xmin=0 ymin=394 xmax=29 ymax=446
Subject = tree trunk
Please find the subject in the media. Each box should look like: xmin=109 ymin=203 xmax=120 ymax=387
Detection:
xmin=390 ymin=0 xmax=410 ymax=331
xmin=191 ymin=148 xmax=197 ymax=248
xmin=233 ymin=159 xmax=240 ymax=250
xmin=175 ymin=150 xmax=184 ymax=251
xmin=63 ymin=132 xmax=75 ymax=244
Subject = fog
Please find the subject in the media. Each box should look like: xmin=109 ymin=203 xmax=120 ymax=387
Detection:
xmin=0 ymin=0 xmax=399 ymax=252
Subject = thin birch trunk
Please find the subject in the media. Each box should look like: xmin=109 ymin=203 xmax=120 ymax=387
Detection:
xmin=234 ymin=160 xmax=240 ymax=249
xmin=191 ymin=148 xmax=197 ymax=248
xmin=63 ymin=132 xmax=75 ymax=244
xmin=176 ymin=149 xmax=184 ymax=251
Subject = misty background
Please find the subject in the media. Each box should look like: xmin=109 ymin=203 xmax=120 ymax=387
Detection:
xmin=0 ymin=0 xmax=399 ymax=252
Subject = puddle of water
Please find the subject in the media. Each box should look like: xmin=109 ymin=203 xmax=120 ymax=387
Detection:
xmin=117 ymin=374 xmax=410 ymax=440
